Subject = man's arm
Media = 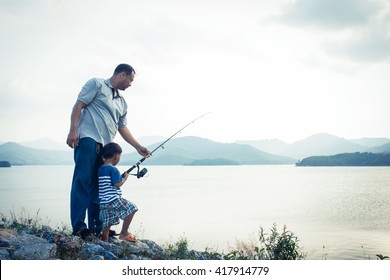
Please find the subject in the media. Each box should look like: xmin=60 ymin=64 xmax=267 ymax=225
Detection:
xmin=66 ymin=100 xmax=86 ymax=148
xmin=118 ymin=127 xmax=150 ymax=157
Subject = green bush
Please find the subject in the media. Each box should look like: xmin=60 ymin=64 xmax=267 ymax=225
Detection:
xmin=225 ymin=224 xmax=306 ymax=260
xmin=164 ymin=236 xmax=193 ymax=260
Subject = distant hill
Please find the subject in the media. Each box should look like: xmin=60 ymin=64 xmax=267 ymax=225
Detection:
xmin=367 ymin=143 xmax=390 ymax=154
xmin=2 ymin=134 xmax=390 ymax=166
xmin=116 ymin=136 xmax=166 ymax=154
xmin=349 ymin=137 xmax=390 ymax=147
xmin=238 ymin=133 xmax=390 ymax=160
xmin=185 ymin=158 xmax=240 ymax=166
xmin=236 ymin=139 xmax=290 ymax=156
xmin=0 ymin=137 xmax=295 ymax=166
xmin=0 ymin=161 xmax=11 ymax=167
xmin=21 ymin=137 xmax=69 ymax=151
xmin=139 ymin=136 xmax=167 ymax=147
xmin=296 ymin=152 xmax=390 ymax=166
xmin=0 ymin=142 xmax=73 ymax=165
xmin=121 ymin=136 xmax=296 ymax=165
xmin=286 ymin=133 xmax=366 ymax=159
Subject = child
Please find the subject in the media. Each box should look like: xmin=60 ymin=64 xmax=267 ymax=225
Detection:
xmin=98 ymin=142 xmax=138 ymax=242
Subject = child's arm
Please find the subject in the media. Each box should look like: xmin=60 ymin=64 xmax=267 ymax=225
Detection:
xmin=114 ymin=172 xmax=129 ymax=188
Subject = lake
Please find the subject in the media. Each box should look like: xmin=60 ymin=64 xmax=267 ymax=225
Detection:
xmin=0 ymin=165 xmax=389 ymax=260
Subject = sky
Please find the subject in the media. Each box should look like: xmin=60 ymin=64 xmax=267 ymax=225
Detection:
xmin=1 ymin=0 xmax=390 ymax=145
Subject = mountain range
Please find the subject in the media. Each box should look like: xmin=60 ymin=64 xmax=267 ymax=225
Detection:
xmin=0 ymin=142 xmax=72 ymax=165
xmin=0 ymin=133 xmax=389 ymax=166
xmin=120 ymin=136 xmax=295 ymax=165
xmin=236 ymin=133 xmax=390 ymax=159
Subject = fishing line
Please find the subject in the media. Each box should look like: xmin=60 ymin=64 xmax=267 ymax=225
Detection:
xmin=123 ymin=112 xmax=210 ymax=178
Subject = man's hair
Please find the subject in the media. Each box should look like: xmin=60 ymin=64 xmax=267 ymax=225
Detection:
xmin=102 ymin=142 xmax=123 ymax=159
xmin=114 ymin=64 xmax=135 ymax=75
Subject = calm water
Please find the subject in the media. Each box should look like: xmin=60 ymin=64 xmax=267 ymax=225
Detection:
xmin=0 ymin=165 xmax=389 ymax=260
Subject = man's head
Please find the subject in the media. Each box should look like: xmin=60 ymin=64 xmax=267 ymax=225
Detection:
xmin=111 ymin=63 xmax=136 ymax=91
xmin=114 ymin=64 xmax=135 ymax=76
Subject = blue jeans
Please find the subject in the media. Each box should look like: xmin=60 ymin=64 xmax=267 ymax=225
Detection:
xmin=70 ymin=137 xmax=103 ymax=234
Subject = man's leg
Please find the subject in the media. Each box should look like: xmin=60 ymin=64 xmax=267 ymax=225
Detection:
xmin=88 ymin=144 xmax=103 ymax=235
xmin=70 ymin=137 xmax=99 ymax=234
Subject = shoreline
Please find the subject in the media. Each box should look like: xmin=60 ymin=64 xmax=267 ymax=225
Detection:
xmin=0 ymin=215 xmax=307 ymax=260
xmin=0 ymin=222 xmax=217 ymax=260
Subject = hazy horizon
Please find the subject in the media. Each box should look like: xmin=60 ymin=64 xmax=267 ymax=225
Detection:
xmin=1 ymin=131 xmax=389 ymax=147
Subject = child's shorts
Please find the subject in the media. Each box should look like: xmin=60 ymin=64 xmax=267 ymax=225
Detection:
xmin=100 ymin=197 xmax=138 ymax=228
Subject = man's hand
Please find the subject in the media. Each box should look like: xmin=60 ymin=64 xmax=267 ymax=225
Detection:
xmin=66 ymin=130 xmax=79 ymax=149
xmin=67 ymin=100 xmax=85 ymax=149
xmin=137 ymin=146 xmax=151 ymax=157
xmin=118 ymin=127 xmax=151 ymax=157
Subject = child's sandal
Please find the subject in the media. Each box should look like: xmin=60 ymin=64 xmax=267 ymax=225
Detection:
xmin=119 ymin=233 xmax=137 ymax=242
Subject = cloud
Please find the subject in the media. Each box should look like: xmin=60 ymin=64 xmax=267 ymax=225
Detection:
xmin=273 ymin=0 xmax=381 ymax=29
xmin=0 ymin=0 xmax=389 ymax=142
xmin=325 ymin=22 xmax=390 ymax=62
xmin=270 ymin=0 xmax=390 ymax=64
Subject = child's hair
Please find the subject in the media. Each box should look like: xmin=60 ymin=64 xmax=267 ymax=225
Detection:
xmin=102 ymin=142 xmax=122 ymax=159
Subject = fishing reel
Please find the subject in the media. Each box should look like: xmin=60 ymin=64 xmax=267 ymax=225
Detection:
xmin=132 ymin=165 xmax=148 ymax=179
xmin=136 ymin=166 xmax=148 ymax=178
xmin=122 ymin=165 xmax=148 ymax=179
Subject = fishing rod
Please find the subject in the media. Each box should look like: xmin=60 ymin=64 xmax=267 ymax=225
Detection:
xmin=123 ymin=112 xmax=210 ymax=178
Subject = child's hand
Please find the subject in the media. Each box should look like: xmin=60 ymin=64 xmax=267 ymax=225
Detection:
xmin=123 ymin=172 xmax=130 ymax=180
xmin=116 ymin=172 xmax=129 ymax=188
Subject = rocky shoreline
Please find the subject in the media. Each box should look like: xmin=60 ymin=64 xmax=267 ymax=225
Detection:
xmin=0 ymin=222 xmax=219 ymax=260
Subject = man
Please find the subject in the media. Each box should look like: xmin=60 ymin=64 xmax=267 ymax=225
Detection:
xmin=66 ymin=63 xmax=150 ymax=238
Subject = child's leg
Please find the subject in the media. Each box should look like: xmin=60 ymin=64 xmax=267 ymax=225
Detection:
xmin=119 ymin=211 xmax=136 ymax=238
xmin=101 ymin=226 xmax=111 ymax=242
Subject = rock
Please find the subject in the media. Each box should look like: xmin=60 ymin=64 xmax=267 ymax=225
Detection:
xmin=79 ymin=243 xmax=106 ymax=259
xmin=189 ymin=250 xmax=207 ymax=260
xmin=120 ymin=239 xmax=150 ymax=254
xmin=0 ymin=240 xmax=10 ymax=247
xmin=96 ymin=239 xmax=124 ymax=258
xmin=55 ymin=235 xmax=83 ymax=260
xmin=78 ymin=243 xmax=119 ymax=260
xmin=103 ymin=250 xmax=118 ymax=260
xmin=122 ymin=253 xmax=146 ymax=260
xmin=140 ymin=239 xmax=167 ymax=258
xmin=0 ymin=224 xmax=219 ymax=260
xmin=89 ymin=255 xmax=104 ymax=260
xmin=0 ymin=249 xmax=10 ymax=260
xmin=40 ymin=226 xmax=54 ymax=239
xmin=5 ymin=232 xmax=48 ymax=249
xmin=12 ymin=243 xmax=57 ymax=260
xmin=0 ymin=228 xmax=17 ymax=238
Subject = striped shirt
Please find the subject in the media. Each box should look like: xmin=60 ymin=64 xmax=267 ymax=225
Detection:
xmin=98 ymin=165 xmax=123 ymax=204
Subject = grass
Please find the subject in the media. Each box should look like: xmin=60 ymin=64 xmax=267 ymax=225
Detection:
xmin=164 ymin=236 xmax=194 ymax=259
xmin=1 ymin=208 xmax=71 ymax=236
xmin=223 ymin=224 xmax=306 ymax=260
xmin=8 ymin=208 xmax=43 ymax=232
xmin=161 ymin=224 xmax=307 ymax=260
